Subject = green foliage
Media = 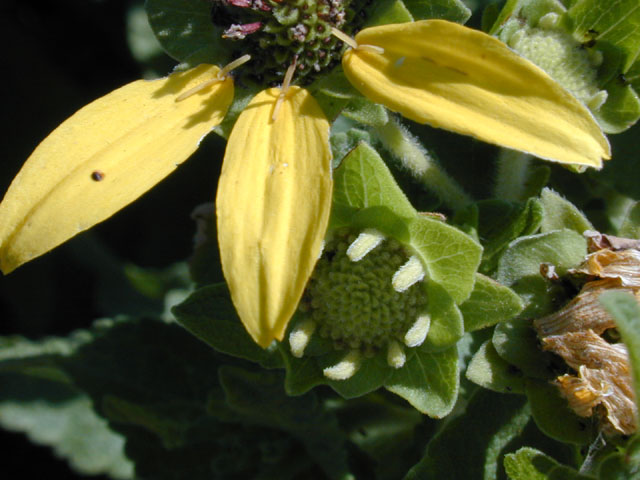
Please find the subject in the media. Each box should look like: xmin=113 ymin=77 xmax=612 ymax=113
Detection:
xmin=6 ymin=0 xmax=640 ymax=478
xmin=145 ymin=0 xmax=229 ymax=66
xmin=504 ymin=447 xmax=596 ymax=479
xmin=406 ymin=389 xmax=531 ymax=480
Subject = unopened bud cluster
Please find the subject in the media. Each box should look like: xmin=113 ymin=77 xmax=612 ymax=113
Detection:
xmin=502 ymin=12 xmax=608 ymax=111
xmin=213 ymin=0 xmax=371 ymax=84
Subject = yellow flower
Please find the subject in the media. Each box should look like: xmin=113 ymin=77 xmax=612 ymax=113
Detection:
xmin=0 ymin=18 xmax=611 ymax=349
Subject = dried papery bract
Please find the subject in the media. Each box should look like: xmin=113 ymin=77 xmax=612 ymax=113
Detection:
xmin=535 ymin=237 xmax=640 ymax=435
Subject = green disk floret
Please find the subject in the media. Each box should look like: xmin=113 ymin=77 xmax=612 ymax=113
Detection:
xmin=213 ymin=0 xmax=371 ymax=85
xmin=301 ymin=229 xmax=428 ymax=355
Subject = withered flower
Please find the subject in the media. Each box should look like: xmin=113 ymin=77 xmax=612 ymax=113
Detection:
xmin=534 ymin=232 xmax=640 ymax=436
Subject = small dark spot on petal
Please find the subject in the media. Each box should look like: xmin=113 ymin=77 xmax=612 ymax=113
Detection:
xmin=91 ymin=170 xmax=105 ymax=181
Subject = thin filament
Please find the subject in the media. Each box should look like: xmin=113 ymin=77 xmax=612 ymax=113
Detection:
xmin=330 ymin=27 xmax=384 ymax=54
xmin=272 ymin=58 xmax=298 ymax=122
xmin=175 ymin=54 xmax=251 ymax=102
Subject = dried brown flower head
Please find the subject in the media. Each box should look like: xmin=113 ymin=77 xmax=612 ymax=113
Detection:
xmin=533 ymin=232 xmax=640 ymax=436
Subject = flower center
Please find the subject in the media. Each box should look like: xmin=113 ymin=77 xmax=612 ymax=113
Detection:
xmin=301 ymin=229 xmax=428 ymax=355
xmin=213 ymin=0 xmax=372 ymax=85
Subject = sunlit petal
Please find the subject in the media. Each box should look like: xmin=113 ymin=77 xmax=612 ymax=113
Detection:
xmin=0 ymin=64 xmax=233 ymax=273
xmin=342 ymin=20 xmax=610 ymax=168
xmin=216 ymin=87 xmax=333 ymax=347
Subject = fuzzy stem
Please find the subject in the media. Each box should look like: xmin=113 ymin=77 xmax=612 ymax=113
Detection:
xmin=493 ymin=149 xmax=532 ymax=201
xmin=374 ymin=117 xmax=471 ymax=211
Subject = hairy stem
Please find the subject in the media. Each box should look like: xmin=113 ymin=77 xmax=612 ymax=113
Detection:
xmin=374 ymin=117 xmax=471 ymax=211
xmin=493 ymin=150 xmax=532 ymax=201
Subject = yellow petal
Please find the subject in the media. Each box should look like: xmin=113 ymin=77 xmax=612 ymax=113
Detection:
xmin=0 ymin=64 xmax=233 ymax=273
xmin=216 ymin=87 xmax=332 ymax=347
xmin=342 ymin=20 xmax=610 ymax=168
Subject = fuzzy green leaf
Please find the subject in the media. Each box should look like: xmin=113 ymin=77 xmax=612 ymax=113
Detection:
xmin=466 ymin=340 xmax=526 ymax=394
xmin=619 ymin=201 xmax=640 ymax=238
xmin=280 ymin=348 xmax=326 ymax=396
xmin=496 ymin=230 xmax=587 ymax=317
xmin=385 ymin=344 xmax=458 ymax=417
xmin=526 ymin=380 xmax=597 ymax=444
xmin=457 ymin=198 xmax=543 ymax=274
xmin=402 ymin=0 xmax=471 ymax=22
xmin=363 ymin=0 xmax=413 ymax=27
xmin=539 ymin=188 xmax=593 ymax=234
xmin=332 ymin=142 xmax=416 ymax=226
xmin=460 ymin=274 xmax=524 ymax=332
xmin=172 ymin=283 xmax=283 ymax=368
xmin=145 ymin=0 xmax=229 ymax=66
xmin=504 ymin=447 xmax=596 ymax=479
xmin=406 ymin=389 xmax=530 ymax=480
xmin=566 ymin=0 xmax=640 ymax=72
xmin=493 ymin=318 xmax=563 ymax=380
xmin=422 ymin=281 xmax=464 ymax=350
xmin=0 ymin=375 xmax=133 ymax=479
xmin=408 ymin=216 xmax=483 ymax=305
xmin=218 ymin=366 xmax=351 ymax=480
xmin=323 ymin=352 xmax=393 ymax=399
xmin=595 ymin=79 xmax=640 ymax=133
xmin=597 ymin=435 xmax=640 ymax=480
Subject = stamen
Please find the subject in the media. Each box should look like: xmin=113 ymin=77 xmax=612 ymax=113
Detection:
xmin=175 ymin=78 xmax=221 ymax=102
xmin=217 ymin=54 xmax=251 ymax=79
xmin=330 ymin=27 xmax=384 ymax=54
xmin=289 ymin=319 xmax=317 ymax=358
xmin=175 ymin=54 xmax=251 ymax=102
xmin=323 ymin=350 xmax=361 ymax=380
xmin=387 ymin=340 xmax=406 ymax=368
xmin=346 ymin=229 xmax=385 ymax=262
xmin=392 ymin=256 xmax=425 ymax=292
xmin=404 ymin=314 xmax=430 ymax=347
xmin=271 ymin=57 xmax=298 ymax=122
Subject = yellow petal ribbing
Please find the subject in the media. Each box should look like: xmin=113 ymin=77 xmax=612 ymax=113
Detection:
xmin=216 ymin=87 xmax=333 ymax=348
xmin=0 ymin=64 xmax=233 ymax=273
xmin=342 ymin=20 xmax=610 ymax=168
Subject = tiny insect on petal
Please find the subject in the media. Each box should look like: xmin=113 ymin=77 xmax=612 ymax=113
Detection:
xmin=0 ymin=64 xmax=233 ymax=274
xmin=216 ymin=86 xmax=333 ymax=348
xmin=342 ymin=20 xmax=610 ymax=168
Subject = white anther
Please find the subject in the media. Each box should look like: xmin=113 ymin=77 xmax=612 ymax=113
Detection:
xmin=587 ymin=91 xmax=608 ymax=110
xmin=404 ymin=314 xmax=430 ymax=348
xmin=346 ymin=229 xmax=385 ymax=262
xmin=289 ymin=319 xmax=317 ymax=358
xmin=392 ymin=256 xmax=425 ymax=292
xmin=323 ymin=350 xmax=361 ymax=380
xmin=387 ymin=340 xmax=406 ymax=368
